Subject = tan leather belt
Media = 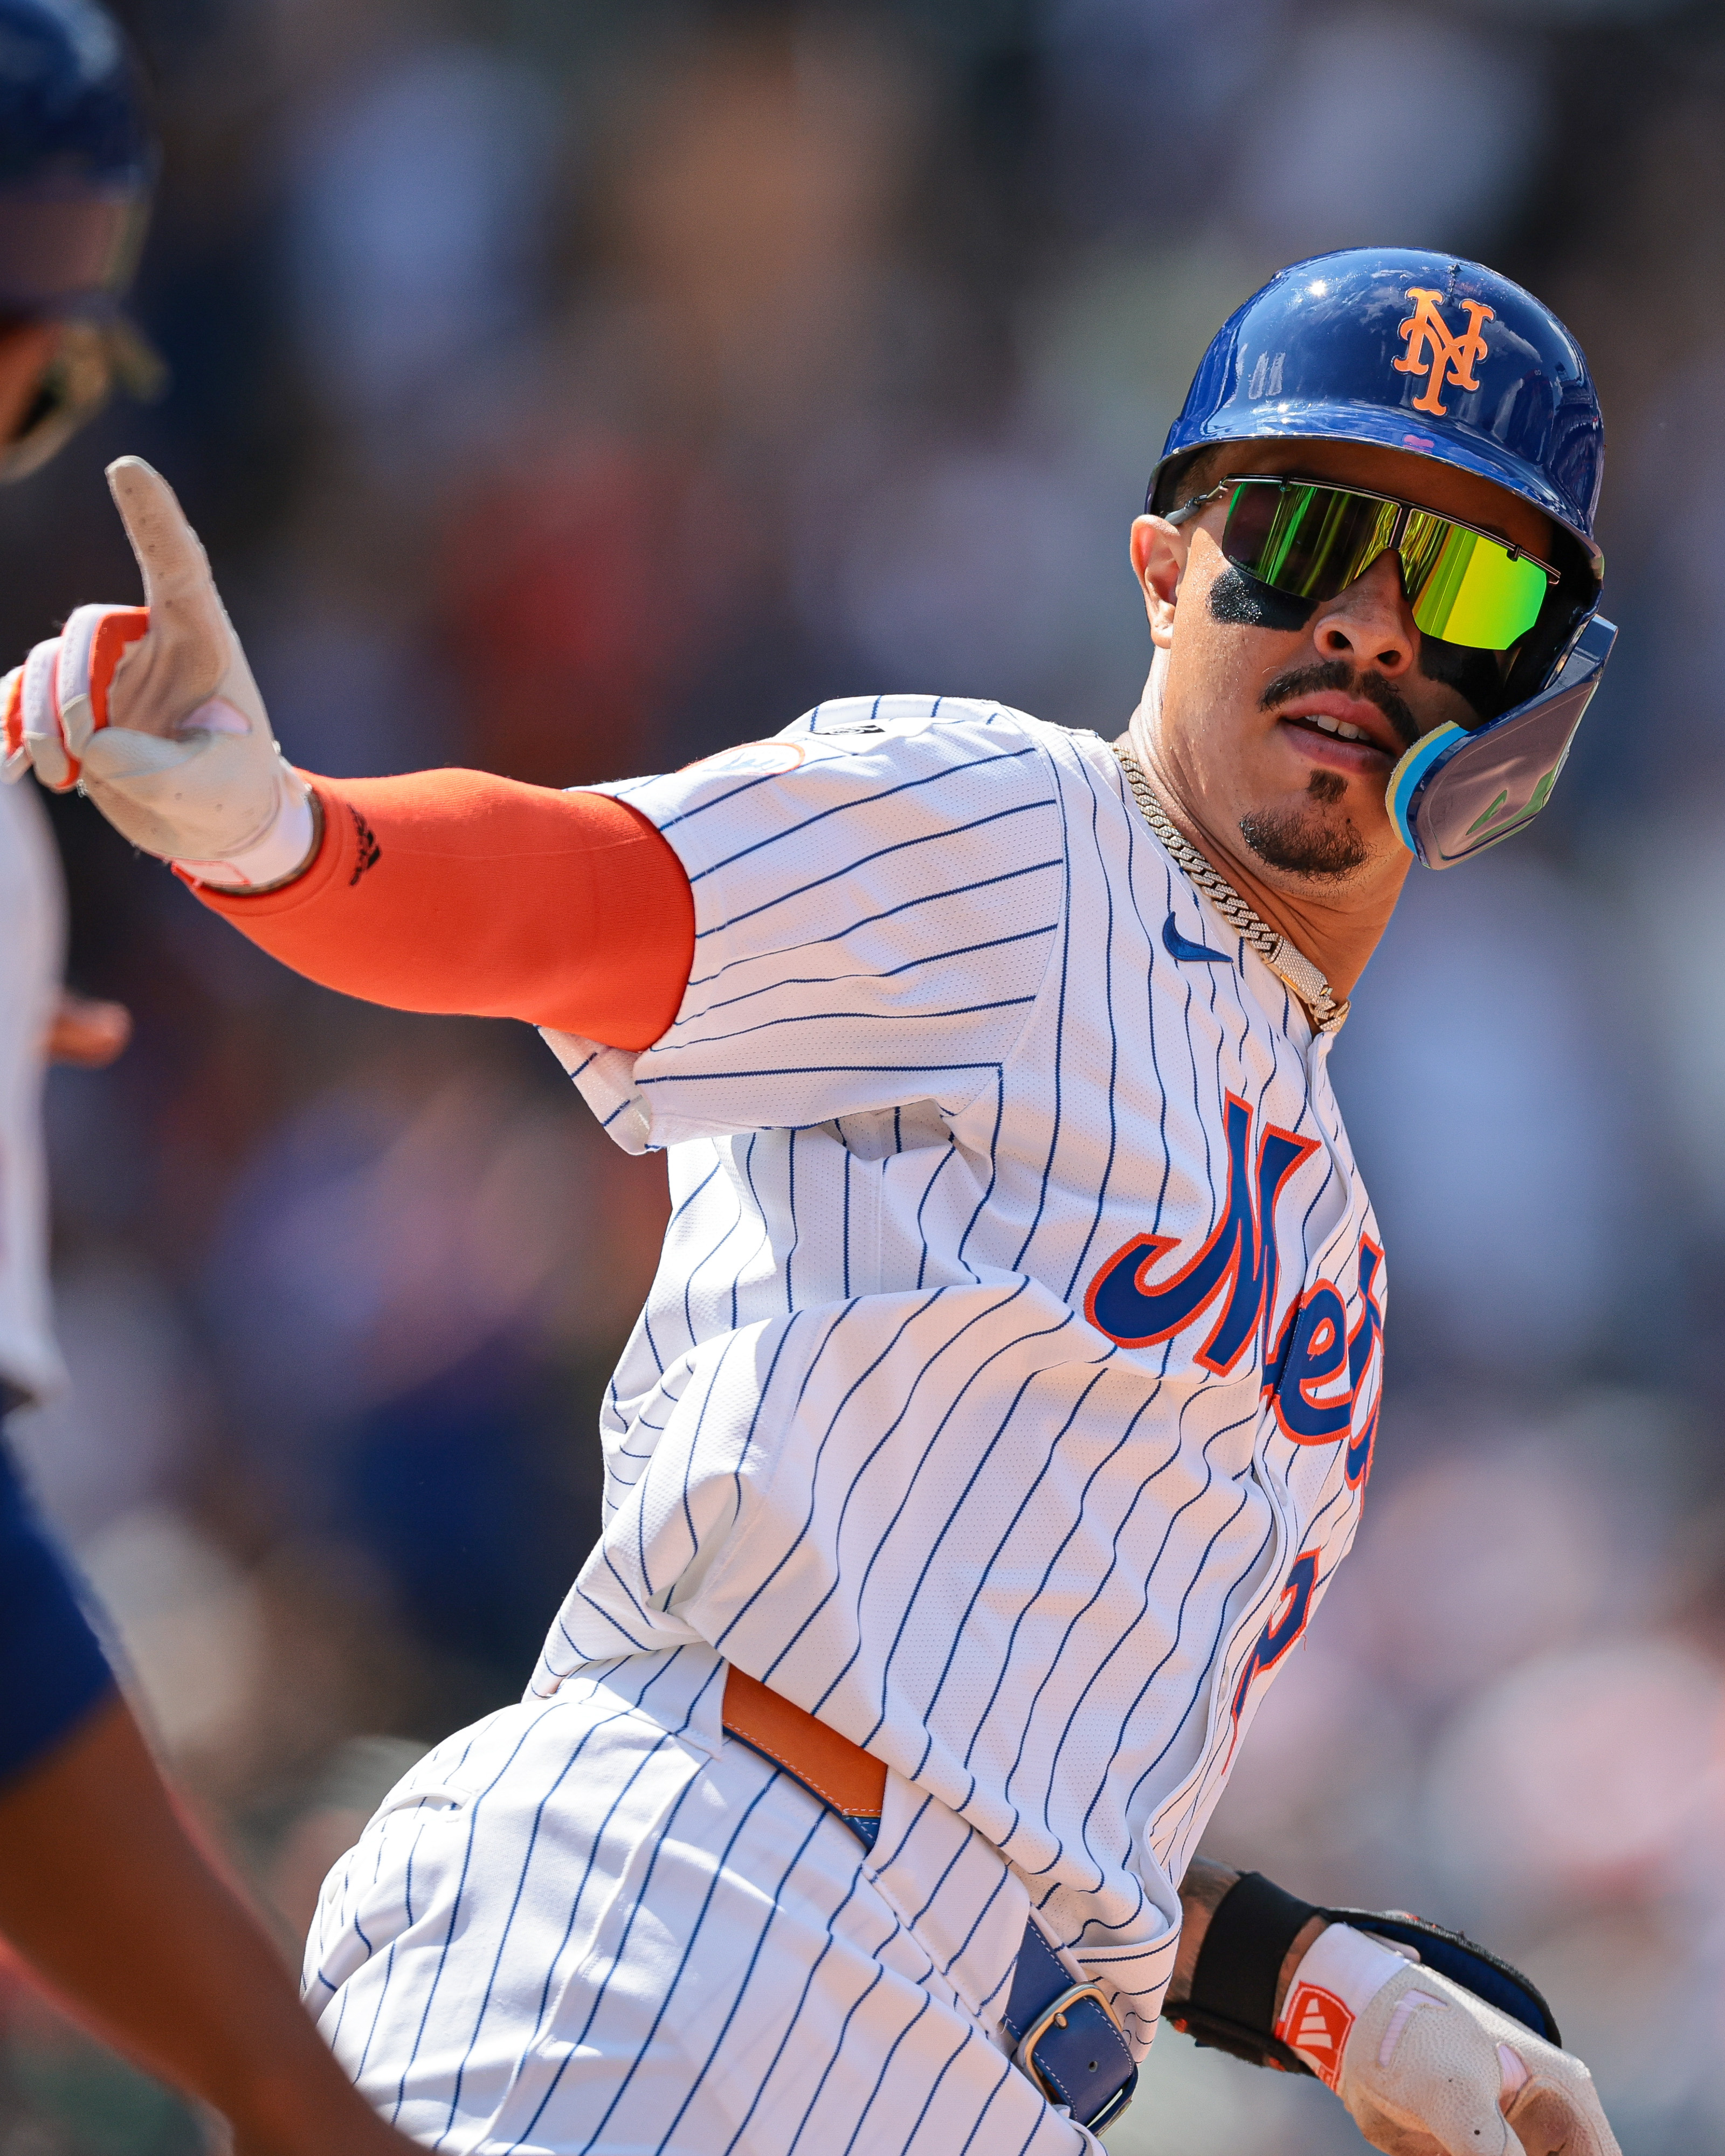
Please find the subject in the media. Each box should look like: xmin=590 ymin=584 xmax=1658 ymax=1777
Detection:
xmin=721 ymin=1663 xmax=887 ymax=1842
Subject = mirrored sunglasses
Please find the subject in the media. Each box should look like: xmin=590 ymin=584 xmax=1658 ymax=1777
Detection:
xmin=1170 ymin=475 xmax=1558 ymax=653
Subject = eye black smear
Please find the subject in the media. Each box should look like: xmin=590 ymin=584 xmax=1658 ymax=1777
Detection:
xmin=1207 ymin=563 xmax=1316 ymax=634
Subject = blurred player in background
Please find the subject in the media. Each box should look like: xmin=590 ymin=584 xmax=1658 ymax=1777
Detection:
xmin=0 ymin=5 xmax=440 ymax=2150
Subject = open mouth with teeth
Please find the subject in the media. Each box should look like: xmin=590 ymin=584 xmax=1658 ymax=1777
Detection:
xmin=1275 ymin=702 xmax=1400 ymax=763
xmin=1292 ymin=713 xmax=1373 ymax=743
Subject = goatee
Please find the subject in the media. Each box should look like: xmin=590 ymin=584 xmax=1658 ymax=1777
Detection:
xmin=1239 ymin=771 xmax=1369 ymax=879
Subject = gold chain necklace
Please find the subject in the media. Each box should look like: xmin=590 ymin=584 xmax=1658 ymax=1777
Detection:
xmin=1112 ymin=746 xmax=1349 ymax=1035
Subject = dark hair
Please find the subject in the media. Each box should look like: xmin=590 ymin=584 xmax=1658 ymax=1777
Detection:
xmin=1150 ymin=442 xmax=1241 ymax=518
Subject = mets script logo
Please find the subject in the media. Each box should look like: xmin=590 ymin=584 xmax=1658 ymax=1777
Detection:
xmin=1082 ymin=1094 xmax=1384 ymax=1487
xmin=1084 ymin=1094 xmax=1316 ymax=1375
xmin=1393 ymin=286 xmax=1493 ymax=417
xmin=1264 ymin=1235 xmax=1384 ymax=1488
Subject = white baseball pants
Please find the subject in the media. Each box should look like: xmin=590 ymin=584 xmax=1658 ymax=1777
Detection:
xmin=304 ymin=1646 xmax=1100 ymax=2154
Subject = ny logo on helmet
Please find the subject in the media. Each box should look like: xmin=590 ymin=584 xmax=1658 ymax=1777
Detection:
xmin=1393 ymin=287 xmax=1494 ymax=418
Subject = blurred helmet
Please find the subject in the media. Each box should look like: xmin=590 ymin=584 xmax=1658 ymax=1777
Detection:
xmin=0 ymin=0 xmax=162 ymax=480
xmin=1149 ymin=247 xmax=1613 ymax=869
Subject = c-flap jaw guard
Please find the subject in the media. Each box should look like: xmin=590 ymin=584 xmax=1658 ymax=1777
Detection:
xmin=1388 ymin=614 xmax=1616 ymax=868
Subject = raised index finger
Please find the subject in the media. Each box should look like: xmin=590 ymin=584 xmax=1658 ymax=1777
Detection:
xmin=105 ymin=456 xmax=226 ymax=640
xmin=102 ymin=457 xmax=229 ymax=721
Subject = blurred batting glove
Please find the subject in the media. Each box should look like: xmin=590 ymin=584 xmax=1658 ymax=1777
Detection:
xmin=1277 ymin=1922 xmax=1619 ymax=2156
xmin=2 ymin=456 xmax=316 ymax=890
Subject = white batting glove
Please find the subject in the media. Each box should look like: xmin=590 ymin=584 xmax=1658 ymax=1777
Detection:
xmin=2 ymin=457 xmax=316 ymax=890
xmin=1276 ymin=1923 xmax=1619 ymax=2156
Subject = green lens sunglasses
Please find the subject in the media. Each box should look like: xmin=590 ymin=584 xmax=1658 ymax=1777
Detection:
xmin=1169 ymin=476 xmax=1560 ymax=653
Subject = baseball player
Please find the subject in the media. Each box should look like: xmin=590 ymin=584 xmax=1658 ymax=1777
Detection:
xmin=0 ymin=7 xmax=451 ymax=2150
xmin=8 ymin=248 xmax=1620 ymax=2154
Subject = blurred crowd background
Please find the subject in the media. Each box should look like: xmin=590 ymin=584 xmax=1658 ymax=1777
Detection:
xmin=0 ymin=0 xmax=1720 ymax=2147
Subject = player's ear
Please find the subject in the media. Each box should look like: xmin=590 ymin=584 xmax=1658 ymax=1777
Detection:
xmin=1130 ymin=515 xmax=1186 ymax=652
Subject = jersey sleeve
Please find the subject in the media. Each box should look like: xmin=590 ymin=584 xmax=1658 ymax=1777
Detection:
xmin=551 ymin=696 xmax=1066 ymax=1152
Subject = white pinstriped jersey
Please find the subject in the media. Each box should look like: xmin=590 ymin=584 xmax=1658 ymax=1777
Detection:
xmin=539 ymin=696 xmax=1386 ymax=2054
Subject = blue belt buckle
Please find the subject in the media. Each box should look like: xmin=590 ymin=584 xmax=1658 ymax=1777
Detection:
xmin=1016 ymin=1979 xmax=1137 ymax=2131
xmin=1004 ymin=1922 xmax=1138 ymax=2132
xmin=749 ymin=1711 xmax=1140 ymax=2135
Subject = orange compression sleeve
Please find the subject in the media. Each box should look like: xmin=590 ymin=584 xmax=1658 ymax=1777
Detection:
xmin=184 ymin=770 xmax=695 ymax=1051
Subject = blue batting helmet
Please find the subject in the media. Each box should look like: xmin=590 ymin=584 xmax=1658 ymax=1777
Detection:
xmin=0 ymin=0 xmax=155 ymax=317
xmin=0 ymin=0 xmax=161 ymax=478
xmin=1150 ymin=247 xmax=1612 ymax=868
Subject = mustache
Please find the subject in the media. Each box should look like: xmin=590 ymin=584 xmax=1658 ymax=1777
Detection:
xmin=1257 ymin=659 xmax=1419 ymax=752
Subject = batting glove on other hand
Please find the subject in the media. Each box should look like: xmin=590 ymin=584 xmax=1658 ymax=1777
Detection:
xmin=1277 ymin=1922 xmax=1619 ymax=2156
xmin=2 ymin=457 xmax=316 ymax=890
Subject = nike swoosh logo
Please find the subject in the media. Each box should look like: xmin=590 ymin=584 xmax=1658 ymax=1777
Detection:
xmin=1162 ymin=911 xmax=1232 ymax=964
